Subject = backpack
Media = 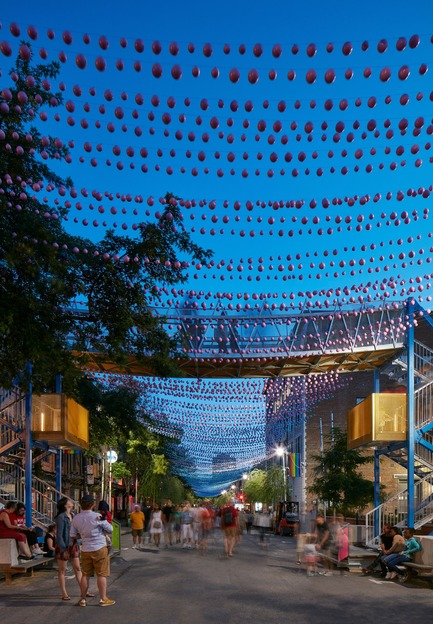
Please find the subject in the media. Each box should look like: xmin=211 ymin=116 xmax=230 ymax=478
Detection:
xmin=223 ymin=507 xmax=234 ymax=525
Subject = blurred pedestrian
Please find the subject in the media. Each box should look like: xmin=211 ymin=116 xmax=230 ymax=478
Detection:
xmin=181 ymin=502 xmax=193 ymax=549
xmin=221 ymin=502 xmax=238 ymax=557
xmin=149 ymin=503 xmax=164 ymax=548
xmin=162 ymin=499 xmax=174 ymax=547
xmin=304 ymin=533 xmax=320 ymax=576
xmin=315 ymin=513 xmax=332 ymax=576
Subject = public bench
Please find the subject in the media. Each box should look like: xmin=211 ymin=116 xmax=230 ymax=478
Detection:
xmin=0 ymin=538 xmax=53 ymax=585
xmin=400 ymin=536 xmax=433 ymax=586
xmin=320 ymin=545 xmax=378 ymax=573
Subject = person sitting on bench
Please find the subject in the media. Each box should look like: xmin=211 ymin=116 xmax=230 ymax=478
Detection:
xmin=0 ymin=501 xmax=34 ymax=560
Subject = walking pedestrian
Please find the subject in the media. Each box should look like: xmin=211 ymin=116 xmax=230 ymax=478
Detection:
xmin=221 ymin=502 xmax=238 ymax=557
xmin=70 ymin=494 xmax=115 ymax=607
xmin=149 ymin=503 xmax=164 ymax=548
xmin=130 ymin=504 xmax=145 ymax=549
xmin=181 ymin=501 xmax=193 ymax=548
xmin=162 ymin=499 xmax=174 ymax=547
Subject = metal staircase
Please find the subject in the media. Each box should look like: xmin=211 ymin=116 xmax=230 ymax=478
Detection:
xmin=0 ymin=387 xmax=25 ymax=457
xmin=0 ymin=386 xmax=79 ymax=528
xmin=0 ymin=461 xmax=78 ymax=527
xmin=365 ymin=340 xmax=433 ymax=544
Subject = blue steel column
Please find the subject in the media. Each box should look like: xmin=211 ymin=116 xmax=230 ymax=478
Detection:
xmin=55 ymin=374 xmax=62 ymax=496
xmin=24 ymin=362 xmax=33 ymax=528
xmin=373 ymin=369 xmax=381 ymax=536
xmin=406 ymin=300 xmax=415 ymax=528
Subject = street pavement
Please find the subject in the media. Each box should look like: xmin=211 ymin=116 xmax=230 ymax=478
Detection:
xmin=0 ymin=530 xmax=432 ymax=624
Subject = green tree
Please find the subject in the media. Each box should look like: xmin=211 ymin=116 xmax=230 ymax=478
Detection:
xmin=243 ymin=467 xmax=286 ymax=508
xmin=0 ymin=44 xmax=212 ymax=392
xmin=308 ymin=427 xmax=374 ymax=515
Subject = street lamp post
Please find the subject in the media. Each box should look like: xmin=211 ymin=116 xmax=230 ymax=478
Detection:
xmin=276 ymin=446 xmax=287 ymax=501
xmin=106 ymin=449 xmax=118 ymax=508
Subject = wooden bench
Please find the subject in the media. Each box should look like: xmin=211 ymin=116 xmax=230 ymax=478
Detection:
xmin=400 ymin=536 xmax=433 ymax=586
xmin=0 ymin=539 xmax=53 ymax=585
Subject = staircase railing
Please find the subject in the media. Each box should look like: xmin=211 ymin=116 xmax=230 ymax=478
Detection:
xmin=0 ymin=387 xmax=25 ymax=456
xmin=0 ymin=462 xmax=79 ymax=527
xmin=365 ymin=489 xmax=408 ymax=546
xmin=365 ymin=471 xmax=433 ymax=545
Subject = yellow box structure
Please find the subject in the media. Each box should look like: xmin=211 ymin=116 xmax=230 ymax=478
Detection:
xmin=347 ymin=393 xmax=407 ymax=450
xmin=32 ymin=394 xmax=89 ymax=450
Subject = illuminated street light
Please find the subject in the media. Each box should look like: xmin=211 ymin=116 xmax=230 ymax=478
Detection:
xmin=275 ymin=446 xmax=287 ymax=500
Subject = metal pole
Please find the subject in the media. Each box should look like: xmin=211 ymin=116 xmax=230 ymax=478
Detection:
xmin=373 ymin=369 xmax=380 ymax=394
xmin=24 ymin=362 xmax=33 ymax=528
xmin=55 ymin=375 xmax=62 ymax=496
xmin=108 ymin=449 xmax=112 ymax=508
xmin=373 ymin=451 xmax=381 ymax=537
xmin=101 ymin=451 xmax=105 ymax=500
xmin=406 ymin=299 xmax=415 ymax=528
xmin=282 ymin=452 xmax=287 ymax=500
xmin=373 ymin=368 xmax=381 ymax=537
xmin=330 ymin=412 xmax=334 ymax=444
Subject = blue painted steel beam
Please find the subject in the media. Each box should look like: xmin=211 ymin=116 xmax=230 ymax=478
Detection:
xmin=24 ymin=362 xmax=33 ymax=528
xmin=406 ymin=300 xmax=415 ymax=528
xmin=55 ymin=374 xmax=62 ymax=495
xmin=374 ymin=451 xmax=381 ymax=535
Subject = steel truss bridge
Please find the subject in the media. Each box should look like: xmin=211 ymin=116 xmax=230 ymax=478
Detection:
xmin=80 ymin=301 xmax=414 ymax=378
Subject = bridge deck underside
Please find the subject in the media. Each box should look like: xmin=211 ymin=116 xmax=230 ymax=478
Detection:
xmin=79 ymin=346 xmax=401 ymax=379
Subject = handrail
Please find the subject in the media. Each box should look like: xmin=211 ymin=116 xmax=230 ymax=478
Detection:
xmin=365 ymin=468 xmax=433 ymax=545
xmin=0 ymin=462 xmax=79 ymax=525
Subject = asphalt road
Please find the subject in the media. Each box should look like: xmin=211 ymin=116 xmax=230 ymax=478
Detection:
xmin=1 ymin=531 xmax=432 ymax=624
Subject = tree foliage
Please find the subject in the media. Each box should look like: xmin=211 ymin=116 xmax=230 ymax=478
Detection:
xmin=0 ymin=44 xmax=212 ymax=392
xmin=243 ymin=467 xmax=287 ymax=508
xmin=308 ymin=427 xmax=374 ymax=515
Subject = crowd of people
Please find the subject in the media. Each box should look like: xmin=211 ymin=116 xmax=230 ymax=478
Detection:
xmin=2 ymin=495 xmax=423 ymax=598
xmin=130 ymin=499 xmax=247 ymax=557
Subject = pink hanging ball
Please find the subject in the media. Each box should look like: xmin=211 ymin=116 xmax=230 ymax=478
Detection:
xmin=306 ymin=69 xmax=317 ymax=84
xmin=169 ymin=41 xmax=179 ymax=55
xmin=0 ymin=41 xmax=12 ymax=56
xmin=76 ymin=54 xmax=87 ymax=69
xmin=152 ymin=63 xmax=163 ymax=78
xmin=135 ymin=39 xmax=144 ymax=53
xmin=27 ymin=25 xmax=38 ymax=40
xmin=95 ymin=56 xmax=106 ymax=71
xmin=10 ymin=22 xmax=20 ymax=37
xmin=203 ymin=43 xmax=212 ymax=57
xmin=229 ymin=68 xmax=240 ymax=83
xmin=99 ymin=35 xmax=109 ymax=50
xmin=248 ymin=69 xmax=259 ymax=84
xmin=342 ymin=41 xmax=352 ymax=55
xmin=380 ymin=67 xmax=391 ymax=81
xmin=325 ymin=69 xmax=336 ymax=84
xmin=272 ymin=43 xmax=282 ymax=57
